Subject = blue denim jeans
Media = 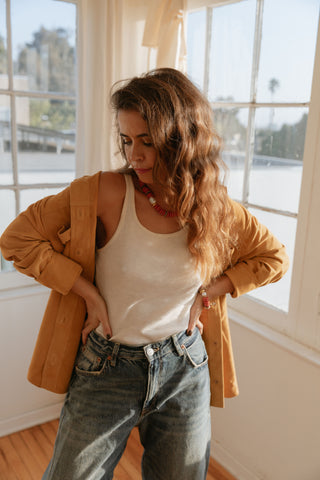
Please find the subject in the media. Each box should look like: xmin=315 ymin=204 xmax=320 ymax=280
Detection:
xmin=42 ymin=328 xmax=211 ymax=480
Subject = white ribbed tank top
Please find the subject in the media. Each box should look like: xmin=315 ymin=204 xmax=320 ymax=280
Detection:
xmin=95 ymin=174 xmax=202 ymax=345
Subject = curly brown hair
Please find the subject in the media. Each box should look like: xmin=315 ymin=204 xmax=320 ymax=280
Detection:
xmin=110 ymin=68 xmax=236 ymax=284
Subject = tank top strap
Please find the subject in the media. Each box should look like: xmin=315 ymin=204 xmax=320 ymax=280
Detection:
xmin=123 ymin=174 xmax=136 ymax=217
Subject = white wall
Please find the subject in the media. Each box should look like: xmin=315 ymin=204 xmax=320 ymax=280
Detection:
xmin=1 ymin=284 xmax=320 ymax=480
xmin=0 ymin=286 xmax=64 ymax=437
xmin=211 ymin=317 xmax=320 ymax=480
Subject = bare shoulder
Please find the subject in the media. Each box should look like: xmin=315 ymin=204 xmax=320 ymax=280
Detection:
xmin=97 ymin=171 xmax=126 ymax=216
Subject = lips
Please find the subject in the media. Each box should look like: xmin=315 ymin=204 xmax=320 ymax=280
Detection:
xmin=134 ymin=168 xmax=152 ymax=174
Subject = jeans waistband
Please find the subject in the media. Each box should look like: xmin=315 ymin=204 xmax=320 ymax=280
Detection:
xmin=88 ymin=328 xmax=200 ymax=363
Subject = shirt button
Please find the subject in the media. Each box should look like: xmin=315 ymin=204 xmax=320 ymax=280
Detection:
xmin=146 ymin=347 xmax=154 ymax=357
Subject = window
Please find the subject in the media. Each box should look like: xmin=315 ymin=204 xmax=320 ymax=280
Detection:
xmin=187 ymin=0 xmax=319 ymax=312
xmin=187 ymin=0 xmax=320 ymax=351
xmin=0 ymin=0 xmax=77 ymax=273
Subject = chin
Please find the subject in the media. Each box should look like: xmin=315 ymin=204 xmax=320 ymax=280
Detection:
xmin=135 ymin=169 xmax=154 ymax=183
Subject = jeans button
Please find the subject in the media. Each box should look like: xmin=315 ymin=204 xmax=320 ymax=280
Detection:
xmin=146 ymin=347 xmax=154 ymax=357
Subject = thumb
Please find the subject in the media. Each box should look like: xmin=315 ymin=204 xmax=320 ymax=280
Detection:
xmin=101 ymin=317 xmax=113 ymax=340
xmin=187 ymin=295 xmax=202 ymax=336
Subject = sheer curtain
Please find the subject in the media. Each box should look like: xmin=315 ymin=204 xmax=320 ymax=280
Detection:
xmin=76 ymin=0 xmax=150 ymax=175
xmin=142 ymin=0 xmax=187 ymax=71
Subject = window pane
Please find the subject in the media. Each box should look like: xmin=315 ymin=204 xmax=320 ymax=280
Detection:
xmin=20 ymin=187 xmax=64 ymax=212
xmin=214 ymin=107 xmax=248 ymax=201
xmin=208 ymin=0 xmax=256 ymax=102
xmin=247 ymin=208 xmax=295 ymax=312
xmin=0 ymin=95 xmax=13 ymax=184
xmin=11 ymin=0 xmax=76 ymax=93
xmin=0 ymin=189 xmax=15 ymax=272
xmin=257 ymin=0 xmax=319 ymax=102
xmin=17 ymin=98 xmax=75 ymax=184
xmin=187 ymin=9 xmax=206 ymax=91
xmin=249 ymin=108 xmax=307 ymax=212
xmin=0 ymin=0 xmax=8 ymax=89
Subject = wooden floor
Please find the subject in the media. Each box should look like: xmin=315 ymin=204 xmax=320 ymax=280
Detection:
xmin=0 ymin=420 xmax=237 ymax=480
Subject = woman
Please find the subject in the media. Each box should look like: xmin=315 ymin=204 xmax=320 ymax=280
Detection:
xmin=0 ymin=68 xmax=288 ymax=480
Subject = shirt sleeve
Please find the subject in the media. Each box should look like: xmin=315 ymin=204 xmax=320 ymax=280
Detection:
xmin=0 ymin=186 xmax=83 ymax=295
xmin=223 ymin=200 xmax=289 ymax=298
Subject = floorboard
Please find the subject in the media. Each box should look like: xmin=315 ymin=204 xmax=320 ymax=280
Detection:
xmin=0 ymin=420 xmax=237 ymax=479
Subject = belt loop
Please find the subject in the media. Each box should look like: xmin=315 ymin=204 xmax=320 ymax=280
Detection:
xmin=111 ymin=343 xmax=120 ymax=366
xmin=172 ymin=334 xmax=184 ymax=357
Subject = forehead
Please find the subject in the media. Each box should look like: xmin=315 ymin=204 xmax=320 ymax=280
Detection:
xmin=117 ymin=109 xmax=149 ymax=135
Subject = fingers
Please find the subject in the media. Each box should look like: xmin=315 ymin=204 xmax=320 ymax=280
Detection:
xmin=102 ymin=323 xmax=112 ymax=340
xmin=81 ymin=315 xmax=113 ymax=345
xmin=196 ymin=319 xmax=204 ymax=335
xmin=187 ymin=294 xmax=203 ymax=335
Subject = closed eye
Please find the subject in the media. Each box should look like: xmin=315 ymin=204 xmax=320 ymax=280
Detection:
xmin=121 ymin=138 xmax=153 ymax=147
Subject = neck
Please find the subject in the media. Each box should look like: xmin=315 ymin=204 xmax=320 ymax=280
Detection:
xmin=138 ymin=180 xmax=177 ymax=217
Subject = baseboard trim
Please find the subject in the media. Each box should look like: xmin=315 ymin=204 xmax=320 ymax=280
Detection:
xmin=0 ymin=402 xmax=64 ymax=437
xmin=212 ymin=440 xmax=263 ymax=480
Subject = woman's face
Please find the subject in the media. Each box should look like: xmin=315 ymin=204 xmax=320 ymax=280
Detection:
xmin=118 ymin=109 xmax=157 ymax=184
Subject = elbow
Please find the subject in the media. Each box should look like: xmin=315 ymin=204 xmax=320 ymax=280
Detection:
xmin=0 ymin=231 xmax=14 ymax=261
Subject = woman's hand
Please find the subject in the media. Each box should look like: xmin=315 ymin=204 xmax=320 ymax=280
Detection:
xmin=187 ymin=274 xmax=234 ymax=336
xmin=187 ymin=293 xmax=204 ymax=336
xmin=71 ymin=275 xmax=112 ymax=344
xmin=82 ymin=291 xmax=111 ymax=344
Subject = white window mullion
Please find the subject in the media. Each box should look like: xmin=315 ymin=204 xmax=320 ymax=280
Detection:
xmin=242 ymin=0 xmax=264 ymax=205
xmin=203 ymin=6 xmax=213 ymax=97
xmin=6 ymin=0 xmax=19 ymax=215
xmin=1 ymin=0 xmax=77 ymax=278
xmin=288 ymin=15 xmax=320 ymax=347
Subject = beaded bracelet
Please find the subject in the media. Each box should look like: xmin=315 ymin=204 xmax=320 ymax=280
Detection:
xmin=198 ymin=286 xmax=216 ymax=309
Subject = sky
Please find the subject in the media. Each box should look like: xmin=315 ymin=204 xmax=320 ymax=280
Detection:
xmin=1 ymin=0 xmax=319 ymax=128
xmin=0 ymin=0 xmax=76 ymax=58
xmin=187 ymin=0 xmax=320 ymax=126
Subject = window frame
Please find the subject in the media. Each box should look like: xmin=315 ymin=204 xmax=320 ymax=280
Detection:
xmin=186 ymin=0 xmax=320 ymax=351
xmin=0 ymin=0 xmax=78 ymax=290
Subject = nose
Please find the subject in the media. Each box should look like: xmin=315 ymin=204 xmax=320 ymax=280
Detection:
xmin=128 ymin=142 xmax=144 ymax=165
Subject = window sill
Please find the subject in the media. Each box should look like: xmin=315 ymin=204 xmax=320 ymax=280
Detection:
xmin=228 ymin=304 xmax=320 ymax=368
xmin=0 ymin=271 xmax=48 ymax=300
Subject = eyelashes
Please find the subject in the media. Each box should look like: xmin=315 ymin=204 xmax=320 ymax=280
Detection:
xmin=122 ymin=139 xmax=153 ymax=147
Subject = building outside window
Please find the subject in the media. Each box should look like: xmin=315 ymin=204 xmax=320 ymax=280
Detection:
xmin=0 ymin=0 xmax=77 ymax=272
xmin=187 ymin=0 xmax=318 ymax=310
xmin=187 ymin=0 xmax=320 ymax=350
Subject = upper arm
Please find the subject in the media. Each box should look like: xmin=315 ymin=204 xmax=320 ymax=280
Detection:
xmin=224 ymin=200 xmax=289 ymax=298
xmin=0 ymin=186 xmax=82 ymax=294
xmin=97 ymin=172 xmax=126 ymax=217
xmin=96 ymin=172 xmax=126 ymax=247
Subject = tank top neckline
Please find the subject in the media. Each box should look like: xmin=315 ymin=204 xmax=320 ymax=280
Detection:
xmin=97 ymin=175 xmax=185 ymax=253
xmin=126 ymin=174 xmax=184 ymax=237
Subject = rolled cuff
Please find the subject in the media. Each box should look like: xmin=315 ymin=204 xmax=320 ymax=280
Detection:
xmin=34 ymin=251 xmax=83 ymax=295
xmin=224 ymin=266 xmax=259 ymax=299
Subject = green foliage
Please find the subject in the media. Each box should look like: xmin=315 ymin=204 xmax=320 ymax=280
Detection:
xmin=13 ymin=26 xmax=76 ymax=132
xmin=256 ymin=114 xmax=307 ymax=161
xmin=213 ymin=97 xmax=247 ymax=151
xmin=16 ymin=26 xmax=75 ymax=93
xmin=30 ymin=99 xmax=76 ymax=131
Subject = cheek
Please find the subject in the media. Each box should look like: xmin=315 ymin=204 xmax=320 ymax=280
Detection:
xmin=149 ymin=150 xmax=157 ymax=166
xmin=123 ymin=145 xmax=131 ymax=159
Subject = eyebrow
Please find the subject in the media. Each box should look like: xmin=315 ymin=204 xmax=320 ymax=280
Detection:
xmin=120 ymin=133 xmax=150 ymax=138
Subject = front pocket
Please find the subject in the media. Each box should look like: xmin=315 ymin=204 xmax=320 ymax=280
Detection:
xmin=182 ymin=335 xmax=208 ymax=369
xmin=75 ymin=344 xmax=106 ymax=376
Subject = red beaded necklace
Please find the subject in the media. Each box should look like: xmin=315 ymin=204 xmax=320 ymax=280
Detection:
xmin=138 ymin=181 xmax=177 ymax=217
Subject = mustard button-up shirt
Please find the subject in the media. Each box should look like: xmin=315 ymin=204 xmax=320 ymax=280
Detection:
xmin=0 ymin=172 xmax=289 ymax=407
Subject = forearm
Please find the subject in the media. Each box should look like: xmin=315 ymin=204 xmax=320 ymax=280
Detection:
xmin=71 ymin=275 xmax=99 ymax=306
xmin=206 ymin=274 xmax=235 ymax=300
xmin=71 ymin=275 xmax=112 ymax=342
